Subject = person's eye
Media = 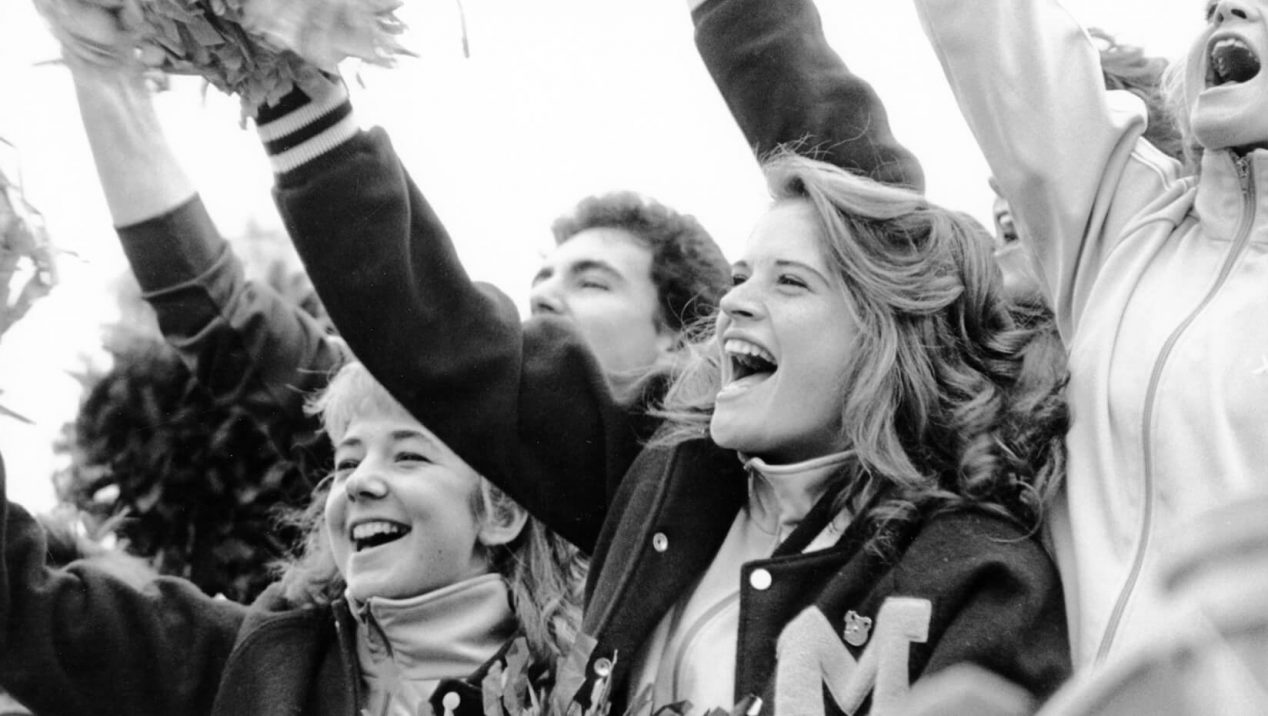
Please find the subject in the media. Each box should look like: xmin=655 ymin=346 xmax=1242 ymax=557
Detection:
xmin=577 ymin=274 xmax=611 ymax=290
xmin=396 ymin=451 xmax=431 ymax=465
xmin=730 ymin=272 xmax=749 ymax=287
xmin=777 ymin=274 xmax=809 ymax=289
xmin=333 ymin=458 xmax=358 ymax=480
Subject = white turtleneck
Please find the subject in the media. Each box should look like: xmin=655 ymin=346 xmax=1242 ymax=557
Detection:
xmin=350 ymin=573 xmax=516 ymax=716
xmin=629 ymin=451 xmax=854 ymax=714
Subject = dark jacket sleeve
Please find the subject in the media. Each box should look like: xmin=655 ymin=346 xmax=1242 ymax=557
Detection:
xmin=117 ymin=197 xmax=342 ymax=480
xmin=272 ymin=130 xmax=639 ymax=551
xmin=693 ymin=0 xmax=925 ymax=191
xmin=0 ymin=454 xmax=245 ymax=715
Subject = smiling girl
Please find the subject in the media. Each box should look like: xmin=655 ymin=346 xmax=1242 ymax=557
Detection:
xmin=0 ymin=360 xmax=581 ymax=716
xmin=615 ymin=154 xmax=1072 ymax=713
xmin=915 ymin=0 xmax=1268 ymax=670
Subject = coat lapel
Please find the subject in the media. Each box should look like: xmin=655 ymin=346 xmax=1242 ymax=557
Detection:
xmin=577 ymin=439 xmax=746 ymax=704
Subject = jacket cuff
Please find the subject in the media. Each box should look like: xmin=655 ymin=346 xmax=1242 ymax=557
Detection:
xmin=254 ymin=79 xmax=357 ymax=175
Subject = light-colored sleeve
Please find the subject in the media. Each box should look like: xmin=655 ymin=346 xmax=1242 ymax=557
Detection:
xmin=914 ymin=0 xmax=1156 ymax=338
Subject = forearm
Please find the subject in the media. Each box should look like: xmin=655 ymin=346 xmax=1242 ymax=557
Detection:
xmin=914 ymin=0 xmax=1148 ymax=325
xmin=258 ymin=86 xmax=620 ymax=548
xmin=693 ymin=0 xmax=924 ymax=190
xmin=70 ymin=66 xmax=195 ymax=227
xmin=117 ymin=198 xmax=340 ymax=473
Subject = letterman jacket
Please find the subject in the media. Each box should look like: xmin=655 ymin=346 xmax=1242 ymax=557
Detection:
xmin=915 ymin=0 xmax=1268 ymax=668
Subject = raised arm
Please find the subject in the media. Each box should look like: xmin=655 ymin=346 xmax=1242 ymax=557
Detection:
xmin=257 ymin=83 xmax=637 ymax=551
xmin=913 ymin=0 xmax=1166 ymax=336
xmin=66 ymin=50 xmax=342 ymax=478
xmin=691 ymin=0 xmax=924 ymax=191
xmin=0 ymin=453 xmax=244 ymax=715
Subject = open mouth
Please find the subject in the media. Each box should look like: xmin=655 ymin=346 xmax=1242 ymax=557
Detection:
xmin=1207 ymin=36 xmax=1262 ymax=87
xmin=724 ymin=338 xmax=777 ymax=383
xmin=351 ymin=520 xmax=411 ymax=552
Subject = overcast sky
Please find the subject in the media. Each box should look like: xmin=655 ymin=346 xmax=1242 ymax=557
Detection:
xmin=0 ymin=0 xmax=1201 ymax=512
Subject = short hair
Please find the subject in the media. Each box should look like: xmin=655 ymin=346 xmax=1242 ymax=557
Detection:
xmin=551 ymin=191 xmax=730 ymax=333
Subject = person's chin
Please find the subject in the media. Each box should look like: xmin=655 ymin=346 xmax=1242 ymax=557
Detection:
xmin=709 ymin=417 xmax=752 ymax=453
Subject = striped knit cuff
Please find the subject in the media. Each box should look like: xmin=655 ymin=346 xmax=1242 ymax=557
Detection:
xmin=255 ymin=80 xmax=357 ymax=175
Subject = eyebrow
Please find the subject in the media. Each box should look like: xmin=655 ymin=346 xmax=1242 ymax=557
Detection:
xmin=336 ymin=428 xmax=441 ymax=451
xmin=571 ymin=259 xmax=623 ymax=278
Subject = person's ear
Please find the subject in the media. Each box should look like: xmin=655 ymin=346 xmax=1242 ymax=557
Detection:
xmin=477 ymin=501 xmax=529 ymax=547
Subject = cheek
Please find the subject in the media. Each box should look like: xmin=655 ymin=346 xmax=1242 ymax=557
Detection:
xmin=323 ymin=493 xmax=350 ymax=561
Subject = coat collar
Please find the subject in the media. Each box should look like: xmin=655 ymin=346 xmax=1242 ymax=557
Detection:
xmin=743 ymin=450 xmax=854 ymax=544
xmin=349 ymin=573 xmax=516 ymax=679
xmin=1195 ymin=148 xmax=1268 ymax=244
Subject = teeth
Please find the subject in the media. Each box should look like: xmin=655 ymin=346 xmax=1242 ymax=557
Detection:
xmin=723 ymin=338 xmax=776 ymax=365
xmin=351 ymin=521 xmax=407 ymax=542
xmin=1214 ymin=37 xmax=1251 ymax=53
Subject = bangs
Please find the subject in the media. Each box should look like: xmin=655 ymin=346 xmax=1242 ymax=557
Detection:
xmin=309 ymin=362 xmax=414 ymax=443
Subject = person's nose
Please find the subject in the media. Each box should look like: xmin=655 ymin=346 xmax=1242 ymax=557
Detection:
xmin=530 ymin=276 xmax=565 ymax=316
xmin=344 ymin=462 xmax=388 ymax=502
xmin=1210 ymin=0 xmax=1258 ymax=25
xmin=719 ymin=280 xmax=763 ymax=322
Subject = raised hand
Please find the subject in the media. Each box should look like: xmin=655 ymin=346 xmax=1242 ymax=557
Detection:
xmin=32 ymin=0 xmax=162 ymax=72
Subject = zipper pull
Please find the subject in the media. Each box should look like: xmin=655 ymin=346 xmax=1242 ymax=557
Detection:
xmin=1235 ymin=153 xmax=1253 ymax=194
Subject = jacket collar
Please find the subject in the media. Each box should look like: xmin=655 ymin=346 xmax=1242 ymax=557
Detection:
xmin=1195 ymin=148 xmax=1268 ymax=244
xmin=743 ymin=450 xmax=854 ymax=544
xmin=349 ymin=573 xmax=516 ymax=682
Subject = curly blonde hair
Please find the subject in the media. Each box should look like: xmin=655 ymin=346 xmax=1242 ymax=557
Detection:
xmin=655 ymin=153 xmax=1068 ymax=546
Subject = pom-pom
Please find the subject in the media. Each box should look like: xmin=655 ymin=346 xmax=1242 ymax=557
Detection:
xmin=0 ymin=139 xmax=56 ymax=348
xmin=37 ymin=0 xmax=409 ymax=112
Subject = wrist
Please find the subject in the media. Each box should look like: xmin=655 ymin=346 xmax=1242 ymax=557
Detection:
xmin=254 ymin=76 xmax=356 ymax=175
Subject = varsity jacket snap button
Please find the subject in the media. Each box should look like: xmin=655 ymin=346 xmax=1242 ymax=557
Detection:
xmin=594 ymin=657 xmax=613 ymax=677
xmin=652 ymin=532 xmax=669 ymax=552
xmin=749 ymin=568 xmax=772 ymax=590
xmin=441 ymin=691 xmax=461 ymax=713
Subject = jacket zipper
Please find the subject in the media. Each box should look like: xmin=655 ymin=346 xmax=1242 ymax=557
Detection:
xmin=333 ymin=608 xmax=364 ymax=716
xmin=1094 ymin=152 xmax=1258 ymax=664
xmin=667 ymin=592 xmax=742 ymax=702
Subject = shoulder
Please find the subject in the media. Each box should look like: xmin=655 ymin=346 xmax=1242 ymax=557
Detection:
xmin=894 ymin=508 xmax=1058 ymax=590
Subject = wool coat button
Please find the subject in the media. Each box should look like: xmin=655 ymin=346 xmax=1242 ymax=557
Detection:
xmin=442 ymin=691 xmax=461 ymax=712
xmin=594 ymin=657 xmax=613 ymax=677
xmin=749 ymin=568 xmax=772 ymax=590
xmin=652 ymin=532 xmax=669 ymax=552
